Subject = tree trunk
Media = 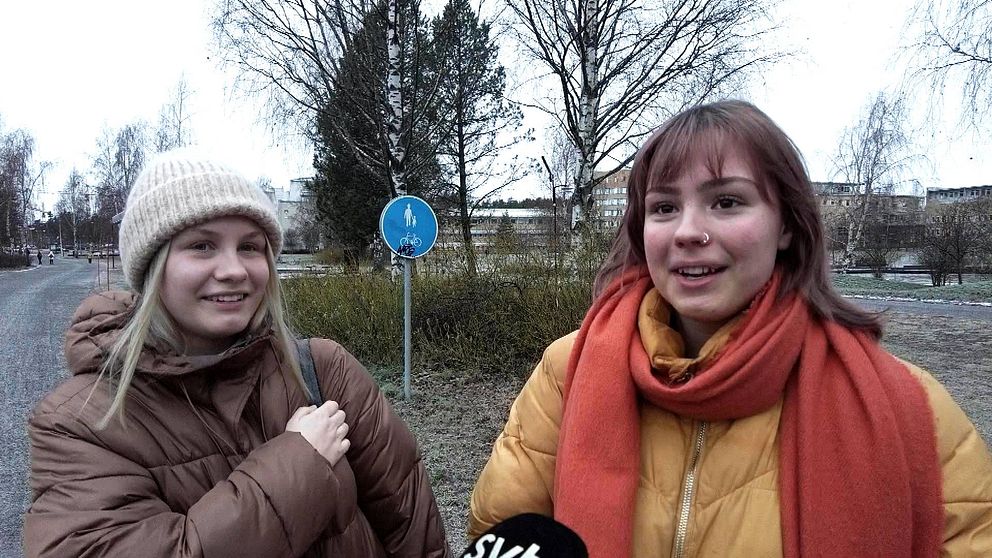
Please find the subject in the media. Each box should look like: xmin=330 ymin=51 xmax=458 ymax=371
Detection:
xmin=841 ymin=193 xmax=871 ymax=271
xmin=386 ymin=0 xmax=407 ymax=197
xmin=386 ymin=0 xmax=406 ymax=280
xmin=455 ymin=104 xmax=477 ymax=277
xmin=572 ymin=0 xmax=600 ymax=230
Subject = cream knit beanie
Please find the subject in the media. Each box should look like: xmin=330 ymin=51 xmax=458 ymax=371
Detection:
xmin=119 ymin=149 xmax=283 ymax=291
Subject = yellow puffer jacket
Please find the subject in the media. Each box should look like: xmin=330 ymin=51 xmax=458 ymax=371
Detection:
xmin=469 ymin=331 xmax=992 ymax=557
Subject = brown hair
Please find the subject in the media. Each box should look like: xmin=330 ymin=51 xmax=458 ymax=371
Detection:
xmin=594 ymin=100 xmax=882 ymax=337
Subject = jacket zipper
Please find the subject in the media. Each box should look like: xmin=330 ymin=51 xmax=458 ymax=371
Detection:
xmin=672 ymin=421 xmax=708 ymax=558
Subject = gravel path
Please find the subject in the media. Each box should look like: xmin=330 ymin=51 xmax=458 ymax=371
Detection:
xmin=850 ymin=296 xmax=992 ymax=320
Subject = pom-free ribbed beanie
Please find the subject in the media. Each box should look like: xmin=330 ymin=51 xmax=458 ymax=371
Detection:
xmin=119 ymin=149 xmax=282 ymax=291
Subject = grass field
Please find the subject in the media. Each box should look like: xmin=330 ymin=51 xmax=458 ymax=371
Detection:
xmin=832 ymin=274 xmax=992 ymax=303
xmin=384 ymin=310 xmax=992 ymax=551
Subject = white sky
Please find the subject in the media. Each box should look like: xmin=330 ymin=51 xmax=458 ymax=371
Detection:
xmin=2 ymin=0 xmax=989 ymax=213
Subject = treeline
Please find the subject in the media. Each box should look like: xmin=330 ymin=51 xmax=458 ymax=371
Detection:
xmin=0 ymin=123 xmax=47 ymax=247
xmin=212 ymin=0 xmax=782 ymax=275
xmin=4 ymin=79 xmax=197 ymax=252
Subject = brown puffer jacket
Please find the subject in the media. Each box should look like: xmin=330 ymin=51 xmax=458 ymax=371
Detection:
xmin=23 ymin=291 xmax=451 ymax=558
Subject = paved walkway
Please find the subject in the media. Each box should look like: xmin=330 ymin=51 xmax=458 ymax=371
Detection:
xmin=0 ymin=256 xmax=119 ymax=557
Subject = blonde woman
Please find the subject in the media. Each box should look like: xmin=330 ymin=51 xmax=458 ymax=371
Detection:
xmin=23 ymin=150 xmax=450 ymax=557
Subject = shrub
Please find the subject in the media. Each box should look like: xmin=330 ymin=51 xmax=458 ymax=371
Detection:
xmin=0 ymin=252 xmax=30 ymax=269
xmin=282 ymin=269 xmax=593 ymax=379
xmin=411 ymin=274 xmax=590 ymax=375
xmin=312 ymin=247 xmax=347 ymax=266
xmin=284 ymin=273 xmax=405 ymax=366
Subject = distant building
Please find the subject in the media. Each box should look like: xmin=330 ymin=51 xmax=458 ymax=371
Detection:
xmin=813 ymin=182 xmax=924 ymax=216
xmin=927 ymin=185 xmax=992 ymax=204
xmin=261 ymin=178 xmax=314 ymax=235
xmin=439 ymin=207 xmax=555 ymax=250
xmin=582 ymin=175 xmax=928 ymax=247
xmin=812 ymin=182 xmax=925 ymax=249
xmin=589 ymin=169 xmax=631 ymax=231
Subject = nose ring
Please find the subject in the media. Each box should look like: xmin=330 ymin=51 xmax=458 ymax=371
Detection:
xmin=701 ymin=233 xmax=710 ymax=245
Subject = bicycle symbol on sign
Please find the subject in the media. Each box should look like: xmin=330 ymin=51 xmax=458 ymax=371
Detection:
xmin=397 ymin=232 xmax=422 ymax=257
xmin=399 ymin=232 xmax=423 ymax=248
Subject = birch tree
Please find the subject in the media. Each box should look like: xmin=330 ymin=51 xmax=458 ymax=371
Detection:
xmin=1 ymin=130 xmax=49 ymax=245
xmin=832 ymin=92 xmax=914 ymax=271
xmin=154 ymin=77 xmax=194 ymax=151
xmin=905 ymin=0 xmax=992 ymax=128
xmin=506 ymin=0 xmax=781 ymax=228
xmin=93 ymin=123 xmax=146 ymax=222
xmin=310 ymin=4 xmax=443 ymax=263
xmin=213 ymin=0 xmax=442 ymax=199
xmin=57 ymin=169 xmax=89 ymax=252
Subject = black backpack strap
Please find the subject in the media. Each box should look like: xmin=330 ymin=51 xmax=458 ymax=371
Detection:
xmin=295 ymin=338 xmax=323 ymax=406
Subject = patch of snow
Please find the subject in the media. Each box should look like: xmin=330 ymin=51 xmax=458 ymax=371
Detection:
xmin=843 ymin=294 xmax=992 ymax=307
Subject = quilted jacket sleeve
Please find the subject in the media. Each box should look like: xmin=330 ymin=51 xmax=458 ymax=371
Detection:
xmin=467 ymin=332 xmax=576 ymax=538
xmin=23 ymin=397 xmax=352 ymax=558
xmin=310 ymin=338 xmax=450 ymax=558
xmin=908 ymin=364 xmax=992 ymax=557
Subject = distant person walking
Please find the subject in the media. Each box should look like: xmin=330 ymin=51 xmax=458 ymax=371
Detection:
xmin=22 ymin=149 xmax=450 ymax=557
xmin=47 ymin=250 xmax=54 ymax=265
xmin=36 ymin=250 xmax=41 ymax=265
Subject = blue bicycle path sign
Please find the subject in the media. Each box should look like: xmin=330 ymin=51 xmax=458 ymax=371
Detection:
xmin=379 ymin=195 xmax=438 ymax=259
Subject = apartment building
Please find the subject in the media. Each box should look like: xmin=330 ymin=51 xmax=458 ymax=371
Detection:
xmin=590 ymin=169 xmax=631 ymax=231
xmin=438 ymin=207 xmax=557 ymax=250
xmin=927 ymin=185 xmax=992 ymax=204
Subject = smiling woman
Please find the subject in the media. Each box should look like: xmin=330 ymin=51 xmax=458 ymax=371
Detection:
xmin=469 ymin=100 xmax=992 ymax=558
xmin=22 ymin=150 xmax=450 ymax=557
xmin=161 ymin=217 xmax=271 ymax=355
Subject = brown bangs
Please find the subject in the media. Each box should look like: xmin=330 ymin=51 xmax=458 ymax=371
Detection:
xmin=643 ymin=124 xmax=774 ymax=203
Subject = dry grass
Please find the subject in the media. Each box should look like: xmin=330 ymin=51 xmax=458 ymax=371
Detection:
xmin=377 ymin=368 xmax=526 ymax=552
xmin=379 ymin=312 xmax=992 ymax=551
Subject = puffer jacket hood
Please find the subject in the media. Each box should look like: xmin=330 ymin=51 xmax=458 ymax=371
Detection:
xmin=65 ymin=290 xmax=272 ymax=378
xmin=64 ymin=290 xmax=134 ymax=376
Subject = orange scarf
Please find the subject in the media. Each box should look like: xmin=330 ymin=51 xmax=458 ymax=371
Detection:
xmin=554 ymin=267 xmax=942 ymax=557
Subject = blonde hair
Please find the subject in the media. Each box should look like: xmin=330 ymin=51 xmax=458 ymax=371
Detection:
xmin=92 ymin=239 xmax=304 ymax=428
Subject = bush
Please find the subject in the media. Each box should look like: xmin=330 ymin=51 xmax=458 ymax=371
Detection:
xmin=284 ymin=273 xmax=405 ymax=366
xmin=282 ymin=270 xmax=593 ymax=379
xmin=312 ymin=247 xmax=347 ymax=266
xmin=0 ymin=252 xmax=30 ymax=269
xmin=411 ymin=274 xmax=590 ymax=375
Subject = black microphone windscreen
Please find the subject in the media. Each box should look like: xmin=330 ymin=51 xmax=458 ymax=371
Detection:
xmin=461 ymin=513 xmax=588 ymax=558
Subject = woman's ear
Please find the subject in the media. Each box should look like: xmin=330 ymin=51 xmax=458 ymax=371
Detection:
xmin=777 ymin=225 xmax=793 ymax=251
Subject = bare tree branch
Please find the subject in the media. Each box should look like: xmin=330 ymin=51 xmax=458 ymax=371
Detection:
xmin=506 ymin=0 xmax=783 ymax=228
